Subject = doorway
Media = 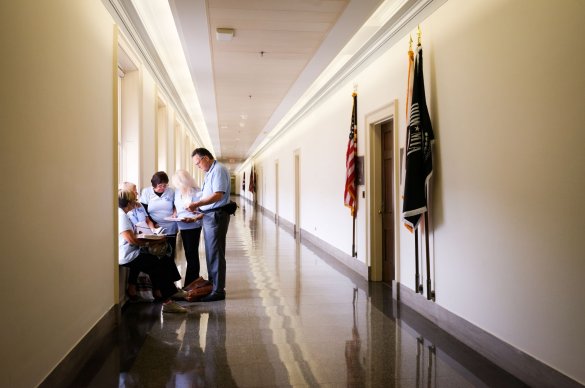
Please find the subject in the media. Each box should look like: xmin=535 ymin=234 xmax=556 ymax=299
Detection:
xmin=365 ymin=101 xmax=398 ymax=282
xmin=294 ymin=151 xmax=300 ymax=238
xmin=380 ymin=121 xmax=394 ymax=283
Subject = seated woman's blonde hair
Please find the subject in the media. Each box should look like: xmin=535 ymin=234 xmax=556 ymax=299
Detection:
xmin=118 ymin=181 xmax=136 ymax=191
xmin=118 ymin=188 xmax=137 ymax=209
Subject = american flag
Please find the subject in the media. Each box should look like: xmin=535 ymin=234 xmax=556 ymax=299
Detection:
xmin=344 ymin=93 xmax=358 ymax=217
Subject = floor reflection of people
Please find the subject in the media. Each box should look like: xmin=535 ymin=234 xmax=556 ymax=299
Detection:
xmin=117 ymin=303 xmax=168 ymax=387
xmin=345 ymin=288 xmax=365 ymax=387
xmin=122 ymin=313 xmax=187 ymax=388
xmin=166 ymin=311 xmax=206 ymax=387
xmin=168 ymin=305 xmax=237 ymax=387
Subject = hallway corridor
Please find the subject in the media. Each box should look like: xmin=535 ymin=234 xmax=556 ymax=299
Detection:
xmin=71 ymin=198 xmax=526 ymax=387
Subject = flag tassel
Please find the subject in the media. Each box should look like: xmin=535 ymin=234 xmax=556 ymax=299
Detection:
xmin=424 ymin=212 xmax=435 ymax=300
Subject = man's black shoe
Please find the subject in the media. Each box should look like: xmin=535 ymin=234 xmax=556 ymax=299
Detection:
xmin=200 ymin=292 xmax=225 ymax=302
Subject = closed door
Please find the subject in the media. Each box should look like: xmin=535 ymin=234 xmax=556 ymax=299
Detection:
xmin=381 ymin=121 xmax=395 ymax=283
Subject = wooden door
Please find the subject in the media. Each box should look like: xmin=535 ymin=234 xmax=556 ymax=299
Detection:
xmin=381 ymin=121 xmax=395 ymax=283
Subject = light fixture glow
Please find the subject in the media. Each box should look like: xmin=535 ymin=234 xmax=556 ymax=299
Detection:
xmin=216 ymin=28 xmax=234 ymax=41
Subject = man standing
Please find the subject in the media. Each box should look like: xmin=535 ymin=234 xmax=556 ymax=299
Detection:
xmin=188 ymin=148 xmax=231 ymax=301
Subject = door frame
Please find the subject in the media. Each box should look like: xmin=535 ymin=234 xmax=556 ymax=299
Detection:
xmin=275 ymin=159 xmax=279 ymax=223
xmin=365 ymin=100 xmax=400 ymax=281
xmin=293 ymin=149 xmax=301 ymax=238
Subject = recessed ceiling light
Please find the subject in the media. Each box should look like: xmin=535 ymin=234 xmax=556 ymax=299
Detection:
xmin=239 ymin=122 xmax=245 ymax=127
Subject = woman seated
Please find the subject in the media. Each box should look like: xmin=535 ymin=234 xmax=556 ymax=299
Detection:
xmin=118 ymin=188 xmax=187 ymax=313
xmin=119 ymin=182 xmax=156 ymax=229
xmin=118 ymin=181 xmax=156 ymax=299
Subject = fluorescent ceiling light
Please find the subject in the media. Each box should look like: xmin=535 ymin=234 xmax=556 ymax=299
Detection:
xmin=216 ymin=28 xmax=234 ymax=41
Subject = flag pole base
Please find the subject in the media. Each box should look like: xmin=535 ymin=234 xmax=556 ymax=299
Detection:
xmin=426 ymin=279 xmax=434 ymax=301
xmin=415 ymin=274 xmax=423 ymax=294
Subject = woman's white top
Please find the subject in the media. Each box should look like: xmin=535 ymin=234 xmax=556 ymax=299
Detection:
xmin=118 ymin=208 xmax=140 ymax=265
xmin=174 ymin=188 xmax=202 ymax=230
xmin=140 ymin=186 xmax=178 ymax=235
xmin=127 ymin=203 xmax=148 ymax=225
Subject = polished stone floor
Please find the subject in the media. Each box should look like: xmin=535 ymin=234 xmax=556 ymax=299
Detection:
xmin=71 ymin=198 xmax=527 ymax=387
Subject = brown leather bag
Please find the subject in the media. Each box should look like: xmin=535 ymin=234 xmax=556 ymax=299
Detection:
xmin=184 ymin=277 xmax=213 ymax=301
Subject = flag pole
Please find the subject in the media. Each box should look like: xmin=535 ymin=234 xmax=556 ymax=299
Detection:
xmin=424 ymin=212 xmax=434 ymax=300
xmin=352 ymin=213 xmax=356 ymax=257
xmin=352 ymin=90 xmax=358 ymax=257
xmin=415 ymin=228 xmax=422 ymax=293
xmin=425 ymin=217 xmax=435 ymax=302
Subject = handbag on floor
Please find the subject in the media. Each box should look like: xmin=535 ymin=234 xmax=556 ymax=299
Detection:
xmin=184 ymin=276 xmax=213 ymax=301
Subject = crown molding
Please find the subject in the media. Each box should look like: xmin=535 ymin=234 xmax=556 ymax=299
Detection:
xmin=246 ymin=0 xmax=442 ymax=165
xmin=102 ymin=0 xmax=206 ymax=148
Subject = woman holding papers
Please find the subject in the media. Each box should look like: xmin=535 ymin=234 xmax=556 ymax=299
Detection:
xmin=139 ymin=171 xmax=179 ymax=237
xmin=118 ymin=188 xmax=187 ymax=313
xmin=172 ymin=170 xmax=204 ymax=288
xmin=139 ymin=171 xmax=181 ymax=284
xmin=118 ymin=182 xmax=156 ymax=232
xmin=118 ymin=181 xmax=157 ymax=299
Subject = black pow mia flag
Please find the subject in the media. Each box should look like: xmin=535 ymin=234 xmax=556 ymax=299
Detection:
xmin=402 ymin=46 xmax=434 ymax=231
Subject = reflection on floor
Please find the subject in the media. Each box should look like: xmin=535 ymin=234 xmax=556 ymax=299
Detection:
xmin=71 ymin=198 xmax=527 ymax=387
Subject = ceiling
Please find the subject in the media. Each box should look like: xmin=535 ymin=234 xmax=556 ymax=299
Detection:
xmin=187 ymin=0 xmax=350 ymax=163
xmin=110 ymin=0 xmax=407 ymax=171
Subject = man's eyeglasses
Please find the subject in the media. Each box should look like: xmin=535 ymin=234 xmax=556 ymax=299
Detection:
xmin=194 ymin=156 xmax=207 ymax=166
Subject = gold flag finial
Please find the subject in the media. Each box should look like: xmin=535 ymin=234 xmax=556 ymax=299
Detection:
xmin=409 ymin=34 xmax=413 ymax=51
xmin=417 ymin=25 xmax=422 ymax=46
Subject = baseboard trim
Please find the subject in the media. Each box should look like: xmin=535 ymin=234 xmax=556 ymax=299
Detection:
xmin=260 ymin=206 xmax=274 ymax=220
xmin=39 ymin=305 xmax=120 ymax=387
xmin=300 ymin=228 xmax=368 ymax=280
xmin=395 ymin=282 xmax=582 ymax=388
xmin=253 ymin=201 xmax=368 ymax=280
xmin=278 ymin=216 xmax=295 ymax=235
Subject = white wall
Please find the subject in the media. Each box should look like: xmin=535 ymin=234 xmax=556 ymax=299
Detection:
xmin=141 ymin=70 xmax=157 ymax=187
xmin=121 ymin=70 xmax=140 ymax=186
xmin=419 ymin=0 xmax=585 ymax=382
xmin=0 ymin=1 xmax=116 ymax=386
xmin=156 ymin=102 xmax=168 ymax=172
xmin=247 ymin=0 xmax=585 ymax=383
